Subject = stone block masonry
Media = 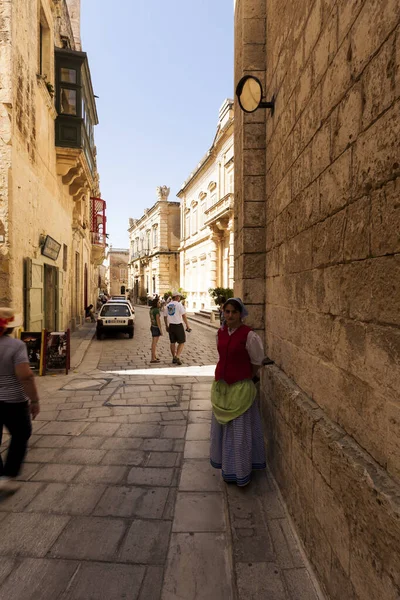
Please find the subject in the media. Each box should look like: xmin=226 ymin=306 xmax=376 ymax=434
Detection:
xmin=235 ymin=0 xmax=400 ymax=598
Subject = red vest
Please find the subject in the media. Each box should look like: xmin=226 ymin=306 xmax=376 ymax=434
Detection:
xmin=215 ymin=325 xmax=253 ymax=385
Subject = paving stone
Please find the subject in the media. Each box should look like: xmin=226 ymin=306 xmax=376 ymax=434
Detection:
xmin=101 ymin=449 xmax=145 ymax=466
xmin=0 ymin=558 xmax=78 ymax=600
xmin=161 ymin=411 xmax=185 ymax=421
xmin=65 ymin=436 xmax=105 ymax=449
xmin=25 ymin=483 xmax=105 ymax=515
xmin=37 ymin=422 xmax=89 ymax=436
xmin=269 ymin=518 xmax=305 ymax=568
xmin=184 ymin=440 xmax=210 ymax=459
xmin=127 ymin=413 xmax=161 ymax=423
xmin=173 ymin=439 xmax=185 ymax=452
xmin=65 ymin=562 xmax=145 ymax=600
xmin=186 ymin=423 xmax=210 ymax=441
xmin=75 ymin=465 xmax=126 ymax=484
xmin=50 ymin=517 xmax=127 ymax=560
xmin=15 ymin=462 xmax=41 ymax=481
xmin=117 ymin=424 xmax=162 ymax=438
xmin=236 ymin=562 xmax=287 ymax=600
xmin=119 ymin=519 xmax=171 ymax=564
xmin=173 ymin=492 xmax=225 ymax=532
xmin=88 ymin=407 xmax=114 ymax=418
xmin=0 ymin=557 xmax=15 ymax=586
xmin=163 ymin=487 xmax=178 ymax=520
xmin=0 ymin=513 xmax=69 ymax=557
xmin=57 ymin=409 xmax=90 ymax=420
xmin=94 ymin=485 xmax=169 ymax=518
xmin=283 ymin=568 xmax=320 ymax=600
xmin=127 ymin=467 xmax=174 ymax=487
xmin=100 ymin=437 xmax=143 ymax=450
xmin=56 ymin=402 xmax=84 ymax=410
xmin=0 ymin=482 xmax=43 ymax=512
xmin=36 ymin=410 xmax=60 ymax=421
xmin=162 ymin=533 xmax=233 ymax=600
xmin=141 ymin=405 xmax=168 ymax=413
xmin=33 ymin=435 xmax=70 ymax=448
xmin=161 ymin=425 xmax=186 ymax=439
xmin=55 ymin=448 xmax=106 ymax=465
xmin=142 ymin=439 xmax=174 ymax=452
xmin=31 ymin=464 xmax=82 ymax=483
xmin=25 ymin=448 xmax=60 ymax=463
xmin=147 ymin=452 xmax=178 ymax=467
xmin=83 ymin=422 xmax=121 ymax=436
xmin=138 ymin=566 xmax=164 ymax=600
xmin=190 ymin=400 xmax=212 ymax=411
xmin=180 ymin=460 xmax=222 ymax=492
xmin=188 ymin=410 xmax=212 ymax=424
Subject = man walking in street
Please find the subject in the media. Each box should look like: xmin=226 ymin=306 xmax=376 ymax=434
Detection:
xmin=163 ymin=291 xmax=191 ymax=365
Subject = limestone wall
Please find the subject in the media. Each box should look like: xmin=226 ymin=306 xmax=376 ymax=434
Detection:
xmin=235 ymin=0 xmax=400 ymax=598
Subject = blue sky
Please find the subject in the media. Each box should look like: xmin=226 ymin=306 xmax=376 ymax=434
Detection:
xmin=81 ymin=0 xmax=234 ymax=248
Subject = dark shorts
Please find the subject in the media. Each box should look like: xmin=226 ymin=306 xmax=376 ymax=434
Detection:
xmin=150 ymin=326 xmax=161 ymax=338
xmin=168 ymin=323 xmax=186 ymax=344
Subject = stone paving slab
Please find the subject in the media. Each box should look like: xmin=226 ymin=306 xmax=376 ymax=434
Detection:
xmin=65 ymin=562 xmax=145 ymax=600
xmin=0 ymin=513 xmax=70 ymax=557
xmin=0 ymin=558 xmax=79 ymax=600
xmin=49 ymin=516 xmax=127 ymax=561
xmin=162 ymin=532 xmax=234 ymax=600
xmin=93 ymin=485 xmax=169 ymax=519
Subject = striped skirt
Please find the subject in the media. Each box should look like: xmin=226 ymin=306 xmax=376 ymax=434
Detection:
xmin=210 ymin=400 xmax=266 ymax=487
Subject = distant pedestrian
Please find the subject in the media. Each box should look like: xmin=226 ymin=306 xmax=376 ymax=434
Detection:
xmin=163 ymin=291 xmax=191 ymax=365
xmin=0 ymin=307 xmax=40 ymax=494
xmin=85 ymin=304 xmax=96 ymax=322
xmin=210 ymin=298 xmax=266 ymax=486
xmin=216 ymin=295 xmax=226 ymax=326
xmin=149 ymin=297 xmax=163 ymax=363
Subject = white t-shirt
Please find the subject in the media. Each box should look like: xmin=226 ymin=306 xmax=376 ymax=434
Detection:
xmin=164 ymin=301 xmax=186 ymax=324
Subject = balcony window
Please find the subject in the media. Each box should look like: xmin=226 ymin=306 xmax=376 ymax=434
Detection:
xmin=60 ymin=88 xmax=77 ymax=115
xmin=55 ymin=48 xmax=98 ymax=175
xmin=153 ymin=227 xmax=158 ymax=247
xmin=61 ymin=68 xmax=77 ymax=84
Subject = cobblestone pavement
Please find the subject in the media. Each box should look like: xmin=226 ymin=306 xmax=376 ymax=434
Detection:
xmin=0 ymin=307 xmax=323 ymax=599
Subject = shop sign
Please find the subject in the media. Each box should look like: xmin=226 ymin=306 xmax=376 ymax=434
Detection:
xmin=41 ymin=235 xmax=61 ymax=260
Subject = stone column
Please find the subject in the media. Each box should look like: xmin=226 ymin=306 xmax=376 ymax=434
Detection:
xmin=228 ymin=217 xmax=235 ymax=288
xmin=234 ymin=0 xmax=267 ymax=335
xmin=208 ymin=231 xmax=219 ymax=289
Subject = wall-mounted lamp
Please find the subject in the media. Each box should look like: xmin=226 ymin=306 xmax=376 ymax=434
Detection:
xmin=236 ymin=75 xmax=275 ymax=115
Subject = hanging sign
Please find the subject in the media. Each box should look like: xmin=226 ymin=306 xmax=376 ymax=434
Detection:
xmin=20 ymin=331 xmax=45 ymax=374
xmin=41 ymin=235 xmax=61 ymax=260
xmin=43 ymin=329 xmax=70 ymax=374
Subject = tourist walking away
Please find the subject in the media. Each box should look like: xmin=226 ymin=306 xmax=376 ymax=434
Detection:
xmin=149 ymin=297 xmax=163 ymax=363
xmin=0 ymin=308 xmax=40 ymax=494
xmin=163 ymin=291 xmax=191 ymax=365
xmin=217 ymin=295 xmax=226 ymax=326
xmin=210 ymin=298 xmax=266 ymax=486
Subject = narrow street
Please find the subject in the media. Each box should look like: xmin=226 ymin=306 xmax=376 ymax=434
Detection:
xmin=0 ymin=307 xmax=322 ymax=600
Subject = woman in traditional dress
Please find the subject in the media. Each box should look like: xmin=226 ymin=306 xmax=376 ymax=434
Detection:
xmin=210 ymin=298 xmax=266 ymax=486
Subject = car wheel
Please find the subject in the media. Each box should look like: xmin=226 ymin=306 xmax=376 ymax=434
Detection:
xmin=128 ymin=328 xmax=134 ymax=339
xmin=96 ymin=330 xmax=103 ymax=340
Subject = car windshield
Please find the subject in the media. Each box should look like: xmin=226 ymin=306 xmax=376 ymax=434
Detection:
xmin=100 ymin=305 xmax=130 ymax=317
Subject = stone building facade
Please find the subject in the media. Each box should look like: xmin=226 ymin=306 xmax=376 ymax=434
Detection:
xmin=128 ymin=186 xmax=180 ymax=302
xmin=234 ymin=1 xmax=400 ymax=598
xmin=105 ymin=248 xmax=129 ymax=296
xmin=0 ymin=0 xmax=105 ymax=332
xmin=178 ymin=99 xmax=234 ymax=312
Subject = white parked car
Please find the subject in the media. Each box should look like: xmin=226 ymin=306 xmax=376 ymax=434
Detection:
xmin=106 ymin=298 xmax=134 ymax=313
xmin=97 ymin=302 xmax=135 ymax=339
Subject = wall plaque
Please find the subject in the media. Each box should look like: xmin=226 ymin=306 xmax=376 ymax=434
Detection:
xmin=41 ymin=235 xmax=61 ymax=260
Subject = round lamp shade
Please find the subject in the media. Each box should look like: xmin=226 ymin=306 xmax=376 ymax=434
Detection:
xmin=236 ymin=75 xmax=263 ymax=113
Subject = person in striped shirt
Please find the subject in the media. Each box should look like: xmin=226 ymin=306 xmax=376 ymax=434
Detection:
xmin=0 ymin=308 xmax=40 ymax=494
